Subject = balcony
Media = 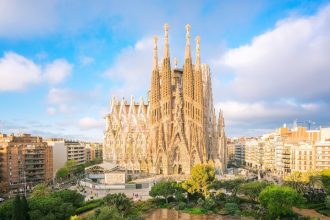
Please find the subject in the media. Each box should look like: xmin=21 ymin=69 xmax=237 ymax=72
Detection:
xmin=26 ymin=171 xmax=45 ymax=175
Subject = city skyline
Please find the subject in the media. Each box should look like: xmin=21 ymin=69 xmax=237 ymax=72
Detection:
xmin=1 ymin=0 xmax=330 ymax=141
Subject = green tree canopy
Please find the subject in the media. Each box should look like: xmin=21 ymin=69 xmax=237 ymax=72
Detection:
xmin=259 ymin=185 xmax=305 ymax=218
xmin=238 ymin=181 xmax=270 ymax=202
xmin=21 ymin=195 xmax=30 ymax=220
xmin=103 ymin=193 xmax=132 ymax=217
xmin=65 ymin=160 xmax=78 ymax=173
xmin=92 ymin=206 xmax=122 ymax=220
xmin=321 ymin=169 xmax=330 ymax=194
xmin=149 ymin=181 xmax=178 ymax=203
xmin=213 ymin=178 xmax=245 ymax=196
xmin=182 ymin=164 xmax=216 ymax=198
xmin=52 ymin=189 xmax=84 ymax=208
xmin=12 ymin=195 xmax=23 ymax=220
xmin=56 ymin=167 xmax=69 ymax=179
xmin=30 ymin=183 xmax=51 ymax=198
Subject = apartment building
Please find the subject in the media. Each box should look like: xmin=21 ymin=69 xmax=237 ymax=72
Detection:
xmin=227 ymin=140 xmax=236 ymax=161
xmin=233 ymin=125 xmax=330 ymax=178
xmin=234 ymin=142 xmax=245 ymax=164
xmin=315 ymin=141 xmax=330 ymax=170
xmin=83 ymin=142 xmax=103 ymax=162
xmin=65 ymin=141 xmax=85 ymax=165
xmin=47 ymin=139 xmax=86 ymax=176
xmin=291 ymin=142 xmax=315 ymax=172
xmin=0 ymin=134 xmax=53 ymax=194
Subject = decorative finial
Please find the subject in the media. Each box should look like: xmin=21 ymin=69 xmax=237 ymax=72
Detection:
xmin=153 ymin=35 xmax=158 ymax=47
xmin=185 ymin=24 xmax=191 ymax=43
xmin=164 ymin=24 xmax=169 ymax=40
xmin=174 ymin=57 xmax=178 ymax=68
xmin=196 ymin=36 xmax=200 ymax=45
xmin=164 ymin=23 xmax=169 ymax=32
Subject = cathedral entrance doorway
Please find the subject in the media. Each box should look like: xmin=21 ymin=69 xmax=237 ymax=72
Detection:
xmin=173 ymin=164 xmax=183 ymax=174
xmin=178 ymin=165 xmax=182 ymax=174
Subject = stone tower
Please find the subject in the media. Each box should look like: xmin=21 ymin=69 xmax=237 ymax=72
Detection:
xmin=104 ymin=24 xmax=227 ymax=175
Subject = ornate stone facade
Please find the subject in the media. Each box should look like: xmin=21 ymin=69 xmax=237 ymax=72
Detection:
xmin=104 ymin=24 xmax=227 ymax=175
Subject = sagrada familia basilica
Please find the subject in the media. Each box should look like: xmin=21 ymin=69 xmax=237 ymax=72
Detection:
xmin=103 ymin=24 xmax=227 ymax=175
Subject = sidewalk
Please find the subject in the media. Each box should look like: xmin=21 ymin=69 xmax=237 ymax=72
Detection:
xmin=293 ymin=207 xmax=330 ymax=220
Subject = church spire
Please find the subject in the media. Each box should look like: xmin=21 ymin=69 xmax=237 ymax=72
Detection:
xmin=183 ymin=23 xmax=194 ymax=110
xmin=195 ymin=36 xmax=201 ymax=67
xmin=153 ymin=36 xmax=158 ymax=70
xmin=150 ymin=35 xmax=161 ymax=124
xmin=184 ymin=24 xmax=191 ymax=59
xmin=161 ymin=23 xmax=172 ymax=118
xmin=164 ymin=23 xmax=169 ymax=58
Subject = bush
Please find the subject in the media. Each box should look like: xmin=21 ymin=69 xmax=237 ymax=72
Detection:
xmin=149 ymin=181 xmax=178 ymax=203
xmin=92 ymin=206 xmax=122 ymax=220
xmin=225 ymin=195 xmax=240 ymax=204
xmin=176 ymin=201 xmax=187 ymax=210
xmin=183 ymin=207 xmax=208 ymax=214
xmin=224 ymin=202 xmax=241 ymax=216
xmin=133 ymin=200 xmax=156 ymax=213
xmin=75 ymin=200 xmax=103 ymax=214
xmin=103 ymin=193 xmax=132 ymax=216
xmin=325 ymin=196 xmax=330 ymax=209
xmin=238 ymin=181 xmax=270 ymax=202
xmin=259 ymin=185 xmax=305 ymax=218
xmin=197 ymin=197 xmax=217 ymax=211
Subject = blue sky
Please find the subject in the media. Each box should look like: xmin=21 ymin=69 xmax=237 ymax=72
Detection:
xmin=0 ymin=0 xmax=330 ymax=141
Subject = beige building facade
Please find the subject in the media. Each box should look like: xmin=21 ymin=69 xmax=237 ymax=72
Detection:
xmin=104 ymin=24 xmax=227 ymax=175
xmin=0 ymin=134 xmax=53 ymax=194
xmin=232 ymin=125 xmax=330 ymax=177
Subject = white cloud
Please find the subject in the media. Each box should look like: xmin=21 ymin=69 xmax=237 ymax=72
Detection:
xmin=0 ymin=52 xmax=72 ymax=91
xmin=103 ymin=37 xmax=153 ymax=98
xmin=44 ymin=59 xmax=72 ymax=84
xmin=217 ymin=101 xmax=321 ymax=125
xmin=0 ymin=52 xmax=41 ymax=91
xmin=217 ymin=5 xmax=330 ymax=101
xmin=47 ymin=88 xmax=75 ymax=113
xmin=46 ymin=87 xmax=102 ymax=115
xmin=78 ymin=117 xmax=103 ymax=130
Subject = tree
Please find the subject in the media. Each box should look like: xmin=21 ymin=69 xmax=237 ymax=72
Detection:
xmin=12 ymin=195 xmax=23 ymax=220
xmin=21 ymin=195 xmax=30 ymax=220
xmin=0 ymin=198 xmax=14 ymax=219
xmin=238 ymin=181 xmax=270 ymax=202
xmin=149 ymin=181 xmax=178 ymax=203
xmin=223 ymin=202 xmax=241 ymax=216
xmin=93 ymin=206 xmax=122 ymax=220
xmin=284 ymin=171 xmax=307 ymax=193
xmin=56 ymin=167 xmax=69 ymax=179
xmin=182 ymin=164 xmax=216 ymax=198
xmin=215 ymin=179 xmax=245 ymax=196
xmin=74 ymin=164 xmax=85 ymax=175
xmin=30 ymin=183 xmax=51 ymax=198
xmin=259 ymin=185 xmax=305 ymax=218
xmin=103 ymin=193 xmax=132 ymax=217
xmin=52 ymin=189 xmax=84 ymax=208
xmin=321 ymin=169 xmax=330 ymax=194
xmin=65 ymin=160 xmax=78 ymax=172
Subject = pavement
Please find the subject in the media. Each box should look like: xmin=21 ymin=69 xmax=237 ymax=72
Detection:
xmin=70 ymin=174 xmax=191 ymax=202
xmin=70 ymin=184 xmax=151 ymax=201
